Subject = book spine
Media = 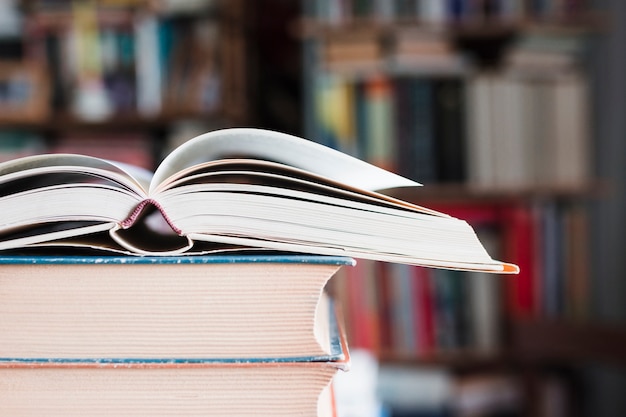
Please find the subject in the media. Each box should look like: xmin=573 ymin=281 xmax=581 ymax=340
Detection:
xmin=412 ymin=78 xmax=437 ymax=183
xmin=393 ymin=76 xmax=416 ymax=180
xmin=388 ymin=263 xmax=417 ymax=355
xmin=134 ymin=12 xmax=162 ymax=116
xmin=362 ymin=75 xmax=396 ymax=171
xmin=562 ymin=203 xmax=589 ymax=319
xmin=414 ymin=266 xmax=436 ymax=354
xmin=433 ymin=78 xmax=466 ymax=183
xmin=344 ymin=259 xmax=381 ymax=352
xmin=504 ymin=205 xmax=539 ymax=319
xmin=314 ymin=73 xmax=358 ymax=155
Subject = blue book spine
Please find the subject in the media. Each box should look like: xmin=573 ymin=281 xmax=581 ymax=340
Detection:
xmin=413 ymin=78 xmax=437 ymax=184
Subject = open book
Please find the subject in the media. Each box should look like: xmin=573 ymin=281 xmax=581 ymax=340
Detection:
xmin=0 ymin=128 xmax=518 ymax=273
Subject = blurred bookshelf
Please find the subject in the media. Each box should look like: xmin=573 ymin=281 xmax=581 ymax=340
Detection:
xmin=0 ymin=0 xmax=625 ymax=415
xmin=300 ymin=1 xmax=624 ymax=416
xmin=0 ymin=0 xmax=248 ymax=167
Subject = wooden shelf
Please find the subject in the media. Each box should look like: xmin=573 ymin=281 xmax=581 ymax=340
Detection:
xmin=379 ymin=349 xmax=515 ymax=373
xmin=297 ymin=13 xmax=604 ymax=40
xmin=386 ymin=183 xmax=606 ymax=205
xmin=511 ymin=319 xmax=626 ymax=367
xmin=376 ymin=319 xmax=626 ymax=370
xmin=0 ymin=111 xmax=225 ymax=133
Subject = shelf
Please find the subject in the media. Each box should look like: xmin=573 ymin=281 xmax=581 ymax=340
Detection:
xmin=0 ymin=111 xmax=225 ymax=133
xmin=511 ymin=319 xmax=626 ymax=367
xmin=22 ymin=4 xmax=139 ymax=31
xmin=380 ymin=349 xmax=515 ymax=373
xmin=386 ymin=183 xmax=606 ymax=205
xmin=297 ymin=14 xmax=604 ymax=40
xmin=378 ymin=319 xmax=626 ymax=369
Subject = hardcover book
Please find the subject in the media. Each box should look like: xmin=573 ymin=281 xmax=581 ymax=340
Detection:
xmin=0 ymin=292 xmax=350 ymax=417
xmin=0 ymin=127 xmax=517 ymax=273
xmin=0 ymin=255 xmax=353 ymax=360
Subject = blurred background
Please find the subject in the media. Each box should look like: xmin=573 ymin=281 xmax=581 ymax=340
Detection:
xmin=0 ymin=0 xmax=624 ymax=416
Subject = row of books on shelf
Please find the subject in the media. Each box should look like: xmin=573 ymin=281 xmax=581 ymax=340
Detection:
xmin=466 ymin=71 xmax=590 ymax=190
xmin=312 ymin=68 xmax=590 ymax=189
xmin=19 ymin=1 xmax=222 ymax=122
xmin=311 ymin=0 xmax=590 ymax=25
xmin=316 ymin=27 xmax=469 ymax=75
xmin=505 ymin=200 xmax=590 ymax=320
xmin=329 ymin=201 xmax=589 ymax=358
xmin=313 ymin=22 xmax=584 ymax=77
xmin=330 ymin=256 xmax=504 ymax=357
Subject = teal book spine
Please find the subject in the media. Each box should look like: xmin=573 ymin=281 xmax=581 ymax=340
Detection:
xmin=0 ymin=254 xmax=356 ymax=266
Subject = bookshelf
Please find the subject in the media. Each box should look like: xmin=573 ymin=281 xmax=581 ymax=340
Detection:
xmin=300 ymin=1 xmax=620 ymax=416
xmin=0 ymin=0 xmax=247 ymax=168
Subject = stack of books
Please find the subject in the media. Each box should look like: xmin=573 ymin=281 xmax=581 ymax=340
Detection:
xmin=0 ymin=255 xmax=353 ymax=415
xmin=0 ymin=128 xmax=517 ymax=415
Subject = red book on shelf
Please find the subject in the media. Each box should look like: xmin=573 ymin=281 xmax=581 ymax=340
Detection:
xmin=503 ymin=206 xmax=539 ymax=319
xmin=413 ymin=266 xmax=437 ymax=355
xmin=344 ymin=260 xmax=381 ymax=352
xmin=376 ymin=262 xmax=394 ymax=353
xmin=425 ymin=202 xmax=504 ymax=227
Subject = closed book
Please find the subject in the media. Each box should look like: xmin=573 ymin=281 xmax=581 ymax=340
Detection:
xmin=0 ymin=254 xmax=353 ymax=360
xmin=0 ymin=298 xmax=349 ymax=417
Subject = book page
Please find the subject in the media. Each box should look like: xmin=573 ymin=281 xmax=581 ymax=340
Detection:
xmin=0 ymin=154 xmax=152 ymax=251
xmin=153 ymin=159 xmax=444 ymax=216
xmin=150 ymin=128 xmax=420 ymax=195
xmin=0 ymin=154 xmax=151 ymax=196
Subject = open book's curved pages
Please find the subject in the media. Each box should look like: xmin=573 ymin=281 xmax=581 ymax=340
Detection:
xmin=0 ymin=128 xmax=518 ymax=273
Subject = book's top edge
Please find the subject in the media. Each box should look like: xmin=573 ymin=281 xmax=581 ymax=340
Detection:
xmin=0 ymin=254 xmax=357 ymax=266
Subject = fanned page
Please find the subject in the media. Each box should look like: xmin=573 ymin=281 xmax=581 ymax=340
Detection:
xmin=0 ymin=154 xmax=154 ymax=250
xmin=150 ymin=128 xmax=419 ymax=194
xmin=0 ymin=153 xmax=151 ymax=194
